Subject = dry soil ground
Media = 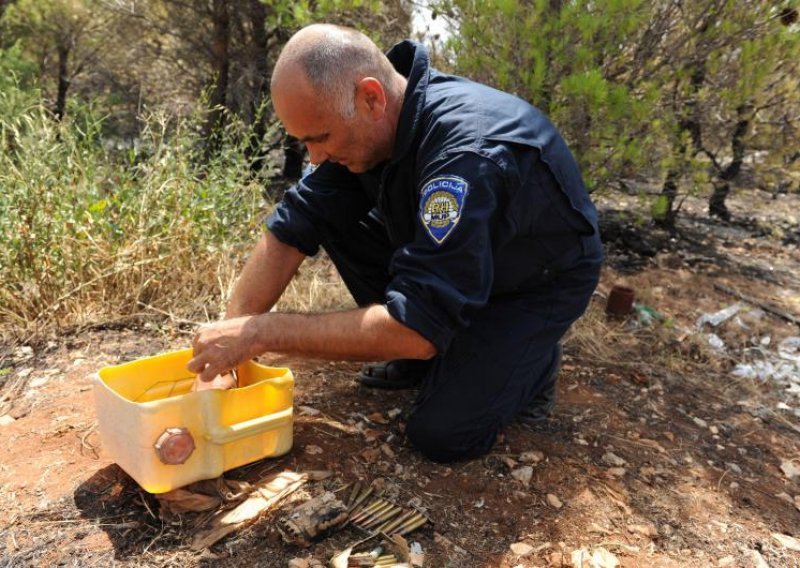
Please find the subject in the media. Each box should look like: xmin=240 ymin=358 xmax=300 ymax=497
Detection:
xmin=1 ymin=189 xmax=800 ymax=568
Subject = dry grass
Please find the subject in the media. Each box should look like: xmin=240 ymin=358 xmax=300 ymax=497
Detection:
xmin=277 ymin=253 xmax=354 ymax=314
xmin=566 ymin=293 xmax=720 ymax=379
xmin=0 ymin=95 xmax=276 ymax=342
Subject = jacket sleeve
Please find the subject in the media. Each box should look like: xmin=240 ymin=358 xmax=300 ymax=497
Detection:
xmin=384 ymin=151 xmax=502 ymax=352
xmin=266 ymin=162 xmax=374 ymax=256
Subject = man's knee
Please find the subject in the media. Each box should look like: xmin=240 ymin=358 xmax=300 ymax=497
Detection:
xmin=405 ymin=408 xmax=497 ymax=462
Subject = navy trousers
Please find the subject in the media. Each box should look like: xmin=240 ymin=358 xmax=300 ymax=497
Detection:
xmin=322 ymin=211 xmax=602 ymax=462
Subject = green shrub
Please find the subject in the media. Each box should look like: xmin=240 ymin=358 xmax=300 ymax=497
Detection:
xmin=0 ymin=75 xmax=272 ymax=336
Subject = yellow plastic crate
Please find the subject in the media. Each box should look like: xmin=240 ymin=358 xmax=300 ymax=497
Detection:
xmin=93 ymin=348 xmax=293 ymax=493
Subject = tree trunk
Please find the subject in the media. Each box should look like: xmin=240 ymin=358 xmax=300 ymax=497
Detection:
xmin=0 ymin=0 xmax=11 ymax=25
xmin=655 ymin=61 xmax=705 ymax=227
xmin=655 ymin=166 xmax=681 ymax=228
xmin=708 ymin=104 xmax=751 ymax=221
xmin=204 ymin=0 xmax=231 ymax=159
xmin=708 ymin=182 xmax=731 ymax=220
xmin=54 ymin=42 xmax=71 ymax=121
xmin=246 ymin=0 xmax=270 ymax=173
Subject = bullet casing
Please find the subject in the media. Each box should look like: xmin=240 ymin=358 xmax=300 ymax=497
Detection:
xmin=354 ymin=502 xmax=396 ymax=526
xmin=360 ymin=505 xmax=402 ymax=528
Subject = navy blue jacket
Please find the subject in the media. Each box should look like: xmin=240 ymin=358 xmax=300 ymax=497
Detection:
xmin=267 ymin=41 xmax=600 ymax=353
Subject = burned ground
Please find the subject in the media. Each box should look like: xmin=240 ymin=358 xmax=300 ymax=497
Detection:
xmin=1 ymin=188 xmax=800 ymax=567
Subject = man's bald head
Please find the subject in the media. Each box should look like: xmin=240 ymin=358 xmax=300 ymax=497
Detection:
xmin=271 ymin=24 xmax=399 ymax=118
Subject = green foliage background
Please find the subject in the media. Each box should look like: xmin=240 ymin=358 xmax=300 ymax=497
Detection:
xmin=435 ymin=0 xmax=800 ymax=196
xmin=0 ymin=0 xmax=798 ymax=336
xmin=0 ymin=62 xmax=267 ymax=333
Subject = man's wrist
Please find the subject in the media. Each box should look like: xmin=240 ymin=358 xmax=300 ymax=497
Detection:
xmin=247 ymin=313 xmax=271 ymax=359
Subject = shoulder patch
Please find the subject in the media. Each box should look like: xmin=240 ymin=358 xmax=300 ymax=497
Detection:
xmin=419 ymin=175 xmax=469 ymax=245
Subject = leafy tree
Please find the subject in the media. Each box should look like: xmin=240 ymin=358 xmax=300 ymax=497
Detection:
xmin=427 ymin=0 xmax=800 ymax=225
xmin=430 ymin=0 xmax=660 ymax=191
xmin=651 ymin=2 xmax=800 ymax=225
xmin=2 ymin=0 xmax=121 ymax=121
xmin=103 ymin=0 xmax=411 ymax=164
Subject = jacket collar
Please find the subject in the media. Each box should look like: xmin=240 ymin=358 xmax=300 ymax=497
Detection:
xmin=385 ymin=40 xmax=430 ymax=164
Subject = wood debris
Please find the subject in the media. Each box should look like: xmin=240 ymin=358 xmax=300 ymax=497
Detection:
xmin=191 ymin=470 xmax=312 ymax=550
xmin=772 ymin=532 xmax=800 ymax=552
xmin=278 ymin=491 xmax=348 ymax=546
xmin=156 ymin=477 xmax=251 ymax=515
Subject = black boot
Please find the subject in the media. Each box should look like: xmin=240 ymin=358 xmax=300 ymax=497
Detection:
xmin=518 ymin=344 xmax=562 ymax=424
xmin=357 ymin=359 xmax=431 ymax=390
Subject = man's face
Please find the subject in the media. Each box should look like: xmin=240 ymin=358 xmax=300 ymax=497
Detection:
xmin=273 ymin=76 xmax=390 ymax=174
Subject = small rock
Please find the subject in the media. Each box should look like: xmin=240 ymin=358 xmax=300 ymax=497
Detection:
xmin=387 ymin=408 xmax=402 ymax=419
xmin=511 ymin=466 xmax=533 ymax=485
xmin=304 ymin=445 xmax=323 ymax=455
xmin=519 ymin=450 xmax=545 ymax=464
xmin=663 ymin=431 xmax=675 ymax=442
xmin=570 ymin=548 xmax=590 ymax=567
xmin=510 ymin=542 xmax=534 ymax=556
xmin=775 ymin=492 xmax=794 ymax=505
xmin=591 ymin=547 xmax=620 ymax=568
xmin=546 ymin=493 xmax=563 ymax=509
xmin=361 ymin=448 xmax=380 ymax=463
xmin=501 ymin=456 xmax=518 ymax=469
xmin=752 ymin=550 xmax=769 ymax=568
xmin=724 ymin=462 xmax=742 ymax=475
xmin=0 ymin=415 xmax=15 ymax=426
xmin=287 ymin=558 xmax=309 ymax=568
xmin=574 ymin=437 xmax=589 ymax=446
xmin=367 ymin=412 xmax=389 ymax=424
xmin=603 ymin=452 xmax=626 ymax=467
xmin=380 ymin=443 xmax=395 ymax=459
xmin=772 ymin=533 xmax=800 ymax=552
xmin=607 ymin=467 xmax=626 ymax=477
xmin=627 ymin=523 xmax=658 ymax=537
xmin=709 ymin=425 xmax=719 ymax=434
xmin=297 ymin=406 xmax=320 ymax=416
xmin=17 ymin=346 xmax=34 ymax=357
xmin=781 ymin=460 xmax=800 ymax=481
xmin=729 ymin=482 xmax=740 ymax=490
xmin=693 ymin=417 xmax=708 ymax=428
xmin=29 ymin=377 xmax=49 ymax=388
xmin=717 ymin=556 xmax=735 ymax=567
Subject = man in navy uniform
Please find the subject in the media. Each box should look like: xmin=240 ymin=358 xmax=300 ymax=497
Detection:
xmin=188 ymin=24 xmax=603 ymax=462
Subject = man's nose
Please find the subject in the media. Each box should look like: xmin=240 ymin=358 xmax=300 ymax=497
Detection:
xmin=306 ymin=144 xmax=329 ymax=165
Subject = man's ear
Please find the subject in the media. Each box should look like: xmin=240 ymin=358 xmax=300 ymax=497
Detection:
xmin=355 ymin=77 xmax=387 ymax=120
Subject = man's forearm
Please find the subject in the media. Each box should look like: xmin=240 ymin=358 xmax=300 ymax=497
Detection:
xmin=225 ymin=230 xmax=305 ymax=318
xmin=252 ymin=304 xmax=436 ymax=361
xmin=189 ymin=304 xmax=436 ymax=382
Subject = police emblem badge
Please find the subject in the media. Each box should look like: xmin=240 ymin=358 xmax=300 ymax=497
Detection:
xmin=419 ymin=175 xmax=469 ymax=245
